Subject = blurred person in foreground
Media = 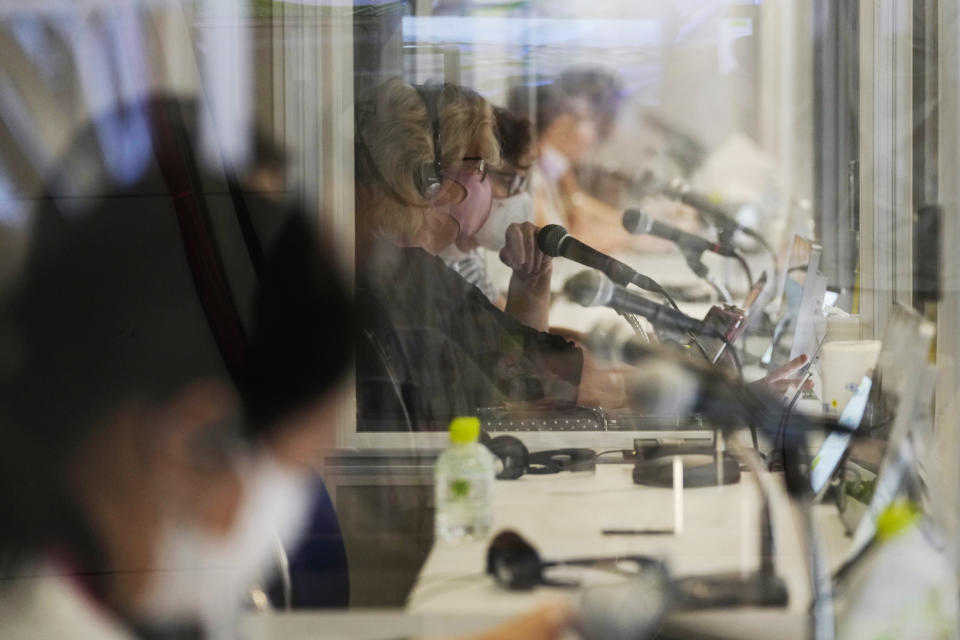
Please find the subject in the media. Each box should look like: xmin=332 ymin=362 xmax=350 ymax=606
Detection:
xmin=0 ymin=96 xmax=572 ymax=640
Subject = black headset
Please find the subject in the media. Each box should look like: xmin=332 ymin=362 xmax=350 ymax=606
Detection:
xmin=486 ymin=530 xmax=665 ymax=591
xmin=481 ymin=433 xmax=597 ymax=480
xmin=412 ymin=84 xmax=444 ymax=200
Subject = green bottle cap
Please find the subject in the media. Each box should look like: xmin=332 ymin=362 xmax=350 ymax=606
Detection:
xmin=449 ymin=416 xmax=480 ymax=444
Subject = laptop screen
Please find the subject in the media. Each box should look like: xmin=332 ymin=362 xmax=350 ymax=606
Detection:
xmin=810 ymin=374 xmax=873 ymax=496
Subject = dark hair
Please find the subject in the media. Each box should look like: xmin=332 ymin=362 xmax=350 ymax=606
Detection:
xmin=557 ymin=67 xmax=624 ymax=139
xmin=492 ymin=106 xmax=533 ymax=169
xmin=507 ymin=68 xmax=624 ymax=139
xmin=507 ymin=81 xmax=573 ymax=136
xmin=0 ymin=96 xmax=353 ymax=575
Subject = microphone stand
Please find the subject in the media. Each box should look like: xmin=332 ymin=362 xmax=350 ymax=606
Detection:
xmin=717 ymin=219 xmax=779 ymax=292
xmin=802 ymin=500 xmax=836 ymax=640
xmin=617 ymin=311 xmax=652 ymax=343
xmin=671 ymin=440 xmax=788 ymax=612
xmin=750 ymin=394 xmax=836 ymax=640
xmin=684 ymin=251 xmax=733 ymax=304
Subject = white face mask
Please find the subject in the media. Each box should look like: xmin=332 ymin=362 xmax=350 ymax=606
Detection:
xmin=472 ymin=192 xmax=534 ymax=251
xmin=538 ymin=144 xmax=570 ymax=183
xmin=140 ymin=453 xmax=313 ymax=640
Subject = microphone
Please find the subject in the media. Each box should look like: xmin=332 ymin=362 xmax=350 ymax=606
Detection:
xmin=536 ymin=224 xmax=661 ymax=292
xmin=563 ymin=270 xmax=710 ymax=337
xmin=623 ymin=209 xmax=736 ymax=257
xmin=656 ymin=175 xmax=746 ymax=236
xmin=641 ymin=173 xmax=779 ymax=274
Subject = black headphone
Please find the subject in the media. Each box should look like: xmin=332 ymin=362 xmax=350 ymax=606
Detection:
xmin=486 ymin=530 xmax=665 ymax=591
xmin=413 ymin=84 xmax=444 ymax=200
xmin=631 ymin=448 xmax=741 ymax=488
xmin=482 ymin=433 xmax=597 ymax=480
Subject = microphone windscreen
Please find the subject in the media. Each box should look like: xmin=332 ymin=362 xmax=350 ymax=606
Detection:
xmin=635 ymin=169 xmax=663 ymax=194
xmin=535 ymin=224 xmax=568 ymax=257
xmin=622 ymin=209 xmax=653 ymax=234
xmin=577 ymin=569 xmax=670 ymax=640
xmin=563 ymin=270 xmax=611 ymax=308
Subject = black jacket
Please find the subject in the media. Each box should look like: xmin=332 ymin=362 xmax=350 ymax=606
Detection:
xmin=357 ymin=241 xmax=583 ymax=431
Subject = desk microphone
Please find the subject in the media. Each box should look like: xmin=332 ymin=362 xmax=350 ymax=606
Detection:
xmin=536 ymin=224 xmax=662 ymax=293
xmin=563 ymin=270 xmax=711 ymax=337
xmin=623 ymin=208 xmax=754 ymax=296
xmin=623 ymin=209 xmax=736 ymax=257
xmin=639 ymin=172 xmax=779 ymax=273
xmin=662 ymin=177 xmax=744 ymax=231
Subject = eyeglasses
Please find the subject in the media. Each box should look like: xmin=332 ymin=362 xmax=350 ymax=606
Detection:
xmin=429 ymin=157 xmax=488 ymax=206
xmin=459 ymin=156 xmax=488 ymax=182
xmin=488 ymin=167 xmax=529 ymax=197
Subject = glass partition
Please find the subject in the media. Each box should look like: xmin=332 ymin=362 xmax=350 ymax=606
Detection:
xmin=0 ymin=0 xmax=957 ymax=636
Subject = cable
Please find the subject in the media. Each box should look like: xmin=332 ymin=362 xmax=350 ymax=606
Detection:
xmin=739 ymin=226 xmax=779 ymax=288
xmin=767 ymin=369 xmax=813 ymax=471
xmin=617 ymin=311 xmax=651 ymax=343
xmin=732 ymin=251 xmax=754 ymax=291
xmin=650 ymin=282 xmax=682 ymax=313
xmin=594 ymin=449 xmax=629 ymax=460
xmin=719 ymin=336 xmax=744 ymax=378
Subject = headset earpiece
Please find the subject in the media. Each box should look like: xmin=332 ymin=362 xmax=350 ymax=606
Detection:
xmin=484 ymin=435 xmax=529 ymax=480
xmin=486 ymin=530 xmax=545 ymax=590
xmin=483 ymin=435 xmax=596 ymax=479
xmin=526 ymin=448 xmax=597 ymax=475
xmin=413 ymin=84 xmax=444 ymax=201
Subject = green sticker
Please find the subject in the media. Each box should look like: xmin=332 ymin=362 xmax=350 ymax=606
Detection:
xmin=450 ymin=479 xmax=471 ymax=498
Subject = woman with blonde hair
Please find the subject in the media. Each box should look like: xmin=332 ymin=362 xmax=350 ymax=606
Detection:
xmin=355 ymin=79 xmax=625 ymax=431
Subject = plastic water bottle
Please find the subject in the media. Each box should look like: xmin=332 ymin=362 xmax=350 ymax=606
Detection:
xmin=434 ymin=416 xmax=496 ymax=543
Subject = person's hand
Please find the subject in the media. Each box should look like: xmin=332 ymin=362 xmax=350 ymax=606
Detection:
xmin=455 ymin=601 xmax=575 ymax=640
xmin=500 ymin=222 xmax=551 ymax=280
xmin=502 ymin=223 xmax=553 ymax=331
xmin=756 ymin=354 xmax=815 ymax=394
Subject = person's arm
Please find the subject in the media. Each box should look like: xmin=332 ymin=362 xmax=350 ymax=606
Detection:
xmin=449 ymin=601 xmax=575 ymax=640
xmin=575 ymin=345 xmax=629 ymax=408
xmin=754 ymin=354 xmax=815 ymax=394
xmin=500 ymin=222 xmax=552 ymax=332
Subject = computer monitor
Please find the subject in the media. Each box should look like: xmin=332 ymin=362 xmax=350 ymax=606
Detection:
xmin=839 ymin=304 xmax=935 ymax=565
xmin=809 ymin=374 xmax=873 ymax=498
xmin=762 ymin=235 xmax=827 ymax=369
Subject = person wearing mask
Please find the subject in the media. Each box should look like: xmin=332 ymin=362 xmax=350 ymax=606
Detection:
xmin=508 ymin=71 xmax=686 ymax=255
xmin=0 ymin=97 xmax=572 ymax=640
xmin=355 ymin=79 xmax=627 ymax=430
xmin=440 ymin=106 xmax=550 ymax=331
xmin=354 ymin=79 xmax=808 ymax=432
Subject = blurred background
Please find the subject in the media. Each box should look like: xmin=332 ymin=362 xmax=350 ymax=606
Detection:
xmin=1 ymin=0 xmax=959 ymax=624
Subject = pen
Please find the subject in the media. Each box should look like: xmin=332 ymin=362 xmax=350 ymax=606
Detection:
xmin=602 ymin=528 xmax=674 ymax=535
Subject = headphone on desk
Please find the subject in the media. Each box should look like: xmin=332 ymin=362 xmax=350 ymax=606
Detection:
xmin=486 ymin=530 xmax=664 ymax=591
xmin=481 ymin=433 xmax=597 ymax=480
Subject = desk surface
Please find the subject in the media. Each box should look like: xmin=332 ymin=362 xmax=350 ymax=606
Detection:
xmin=406 ymin=463 xmax=850 ymax=640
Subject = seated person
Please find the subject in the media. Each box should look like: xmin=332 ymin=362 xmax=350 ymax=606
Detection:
xmin=354 ymin=80 xmax=804 ymax=429
xmin=441 ymin=105 xmax=550 ymax=331
xmin=354 ymin=79 xmax=626 ymax=429
xmin=508 ymin=73 xmax=681 ymax=255
xmin=0 ymin=109 xmax=355 ymax=639
xmin=0 ymin=96 xmax=570 ymax=640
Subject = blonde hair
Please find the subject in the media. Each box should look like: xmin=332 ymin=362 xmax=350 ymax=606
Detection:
xmin=356 ymin=79 xmax=500 ymax=244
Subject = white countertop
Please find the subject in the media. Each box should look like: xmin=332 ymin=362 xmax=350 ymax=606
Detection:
xmin=406 ymin=463 xmax=850 ymax=639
